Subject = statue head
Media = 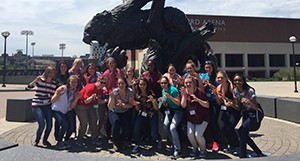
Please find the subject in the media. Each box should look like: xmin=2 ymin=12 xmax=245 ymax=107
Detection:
xmin=83 ymin=10 xmax=113 ymax=46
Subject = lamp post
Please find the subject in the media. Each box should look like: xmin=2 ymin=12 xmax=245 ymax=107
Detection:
xmin=21 ymin=30 xmax=34 ymax=56
xmin=59 ymin=43 xmax=66 ymax=60
xmin=289 ymin=35 xmax=298 ymax=93
xmin=31 ymin=42 xmax=36 ymax=58
xmin=1 ymin=31 xmax=10 ymax=87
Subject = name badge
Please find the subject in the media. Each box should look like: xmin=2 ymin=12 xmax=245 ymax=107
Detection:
xmin=93 ymin=104 xmax=99 ymax=108
xmin=206 ymin=93 xmax=211 ymax=98
xmin=189 ymin=110 xmax=196 ymax=115
xmin=43 ymin=100 xmax=49 ymax=104
xmin=221 ymin=105 xmax=227 ymax=111
xmin=141 ymin=111 xmax=147 ymax=117
xmin=165 ymin=109 xmax=170 ymax=115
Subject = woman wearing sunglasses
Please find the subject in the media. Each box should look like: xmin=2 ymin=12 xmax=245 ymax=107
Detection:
xmin=159 ymin=76 xmax=182 ymax=159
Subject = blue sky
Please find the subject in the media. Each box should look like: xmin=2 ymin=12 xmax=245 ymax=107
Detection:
xmin=1 ymin=0 xmax=300 ymax=57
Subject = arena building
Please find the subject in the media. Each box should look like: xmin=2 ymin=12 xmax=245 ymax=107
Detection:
xmin=187 ymin=14 xmax=300 ymax=78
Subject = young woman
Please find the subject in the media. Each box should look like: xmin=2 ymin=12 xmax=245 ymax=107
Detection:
xmin=75 ymin=76 xmax=105 ymax=147
xmin=216 ymin=71 xmax=241 ymax=154
xmin=51 ymin=75 xmax=79 ymax=150
xmin=180 ymin=75 xmax=210 ymax=158
xmin=200 ymin=60 xmax=222 ymax=152
xmin=183 ymin=60 xmax=203 ymax=89
xmin=159 ymin=76 xmax=182 ymax=159
xmin=69 ymin=58 xmax=85 ymax=90
xmin=233 ymin=74 xmax=265 ymax=158
xmin=102 ymin=57 xmax=123 ymax=91
xmin=125 ymin=66 xmax=138 ymax=90
xmin=55 ymin=61 xmax=70 ymax=87
xmin=142 ymin=60 xmax=162 ymax=97
xmin=107 ymin=77 xmax=134 ymax=151
xmin=163 ymin=64 xmax=182 ymax=89
xmin=130 ymin=78 xmax=162 ymax=153
xmin=83 ymin=63 xmax=101 ymax=85
xmin=27 ymin=66 xmax=56 ymax=147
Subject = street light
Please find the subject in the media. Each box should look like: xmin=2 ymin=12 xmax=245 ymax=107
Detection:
xmin=59 ymin=43 xmax=66 ymax=60
xmin=31 ymin=42 xmax=36 ymax=58
xmin=21 ymin=30 xmax=34 ymax=56
xmin=1 ymin=31 xmax=10 ymax=87
xmin=289 ymin=35 xmax=298 ymax=93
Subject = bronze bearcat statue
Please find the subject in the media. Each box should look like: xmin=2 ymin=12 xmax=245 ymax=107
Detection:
xmin=83 ymin=0 xmax=216 ymax=74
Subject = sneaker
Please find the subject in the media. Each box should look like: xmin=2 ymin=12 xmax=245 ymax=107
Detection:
xmin=42 ymin=141 xmax=52 ymax=147
xmin=199 ymin=150 xmax=207 ymax=158
xmin=131 ymin=145 xmax=139 ymax=153
xmin=248 ymin=152 xmax=267 ymax=158
xmin=91 ymin=138 xmax=103 ymax=146
xmin=156 ymin=140 xmax=163 ymax=149
xmin=56 ymin=141 xmax=68 ymax=150
xmin=33 ymin=141 xmax=39 ymax=146
xmin=190 ymin=149 xmax=197 ymax=157
xmin=64 ymin=141 xmax=72 ymax=149
xmin=171 ymin=150 xmax=182 ymax=159
xmin=212 ymin=142 xmax=219 ymax=152
xmin=166 ymin=145 xmax=174 ymax=152
xmin=76 ymin=140 xmax=86 ymax=147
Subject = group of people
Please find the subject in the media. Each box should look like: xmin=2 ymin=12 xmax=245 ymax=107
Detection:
xmin=26 ymin=57 xmax=265 ymax=159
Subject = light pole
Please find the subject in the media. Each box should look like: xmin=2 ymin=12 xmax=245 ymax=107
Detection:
xmin=289 ymin=35 xmax=298 ymax=93
xmin=31 ymin=42 xmax=36 ymax=58
xmin=1 ymin=31 xmax=10 ymax=87
xmin=59 ymin=43 xmax=66 ymax=60
xmin=21 ymin=30 xmax=34 ymax=56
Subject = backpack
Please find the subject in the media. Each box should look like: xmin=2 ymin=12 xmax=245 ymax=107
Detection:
xmin=248 ymin=103 xmax=264 ymax=132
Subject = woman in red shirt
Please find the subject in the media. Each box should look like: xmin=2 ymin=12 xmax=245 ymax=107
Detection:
xmin=75 ymin=76 xmax=106 ymax=147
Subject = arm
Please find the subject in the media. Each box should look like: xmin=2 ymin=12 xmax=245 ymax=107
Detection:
xmin=180 ymin=87 xmax=187 ymax=108
xmin=51 ymin=86 xmax=65 ymax=103
xmin=70 ymin=92 xmax=81 ymax=109
xmin=190 ymin=94 xmax=209 ymax=108
xmin=84 ymin=93 xmax=97 ymax=104
xmin=27 ymin=75 xmax=42 ymax=88
xmin=107 ymin=91 xmax=115 ymax=110
xmin=165 ymin=92 xmax=180 ymax=106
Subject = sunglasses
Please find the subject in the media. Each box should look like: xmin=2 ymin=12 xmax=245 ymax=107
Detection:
xmin=205 ymin=61 xmax=212 ymax=65
xmin=100 ymin=81 xmax=106 ymax=84
xmin=160 ymin=82 xmax=168 ymax=85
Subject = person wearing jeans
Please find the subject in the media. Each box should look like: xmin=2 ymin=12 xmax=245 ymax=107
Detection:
xmin=51 ymin=75 xmax=79 ymax=149
xmin=108 ymin=77 xmax=134 ymax=151
xmin=233 ymin=74 xmax=265 ymax=158
xmin=130 ymin=78 xmax=161 ymax=153
xmin=159 ymin=76 xmax=182 ymax=159
xmin=26 ymin=66 xmax=57 ymax=147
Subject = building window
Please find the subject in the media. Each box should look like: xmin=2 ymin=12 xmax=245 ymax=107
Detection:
xmin=248 ymin=71 xmax=265 ymax=78
xmin=248 ymin=54 xmax=264 ymax=67
xmin=215 ymin=54 xmax=221 ymax=67
xmin=269 ymin=54 xmax=285 ymax=67
xmin=225 ymin=54 xmax=243 ymax=67
xmin=289 ymin=55 xmax=300 ymax=67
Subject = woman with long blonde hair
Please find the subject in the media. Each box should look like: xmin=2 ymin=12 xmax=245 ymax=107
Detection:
xmin=27 ymin=66 xmax=57 ymax=147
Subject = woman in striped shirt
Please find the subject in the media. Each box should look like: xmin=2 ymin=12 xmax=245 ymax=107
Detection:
xmin=27 ymin=66 xmax=57 ymax=147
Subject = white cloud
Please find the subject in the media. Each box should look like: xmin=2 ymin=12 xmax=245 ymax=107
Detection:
xmin=1 ymin=0 xmax=300 ymax=57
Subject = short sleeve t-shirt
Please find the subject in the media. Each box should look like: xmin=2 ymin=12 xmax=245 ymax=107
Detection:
xmin=112 ymin=88 xmax=134 ymax=113
xmin=233 ymin=87 xmax=256 ymax=111
xmin=184 ymin=88 xmax=209 ymax=124
xmin=162 ymin=85 xmax=180 ymax=109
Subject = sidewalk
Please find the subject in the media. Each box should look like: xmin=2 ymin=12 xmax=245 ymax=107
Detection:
xmin=0 ymin=82 xmax=300 ymax=161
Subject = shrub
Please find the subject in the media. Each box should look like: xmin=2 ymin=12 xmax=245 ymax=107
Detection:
xmin=273 ymin=67 xmax=300 ymax=81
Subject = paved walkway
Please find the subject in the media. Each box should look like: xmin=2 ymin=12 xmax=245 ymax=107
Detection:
xmin=0 ymin=82 xmax=300 ymax=160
